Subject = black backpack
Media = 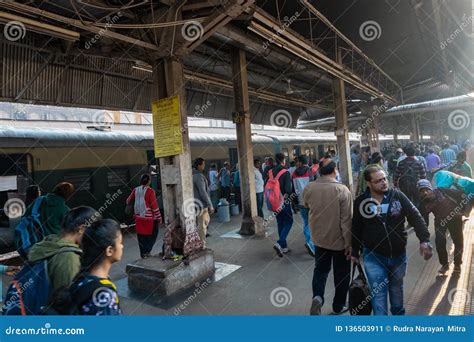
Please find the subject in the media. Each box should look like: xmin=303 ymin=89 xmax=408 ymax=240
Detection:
xmin=349 ymin=263 xmax=372 ymax=315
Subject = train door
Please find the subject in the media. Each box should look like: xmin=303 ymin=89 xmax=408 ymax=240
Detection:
xmin=229 ymin=148 xmax=238 ymax=168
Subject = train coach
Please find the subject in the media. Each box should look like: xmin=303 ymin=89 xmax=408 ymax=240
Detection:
xmin=0 ymin=124 xmax=353 ymax=228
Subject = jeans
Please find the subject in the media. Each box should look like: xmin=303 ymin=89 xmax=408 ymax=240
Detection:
xmin=312 ymin=246 xmax=351 ymax=312
xmin=299 ymin=207 xmax=315 ymax=251
xmin=276 ymin=203 xmax=293 ymax=249
xmin=210 ymin=190 xmax=220 ymax=210
xmin=435 ymin=217 xmax=464 ymax=266
xmin=363 ymin=248 xmax=407 ymax=315
xmin=256 ymin=192 xmax=264 ymax=218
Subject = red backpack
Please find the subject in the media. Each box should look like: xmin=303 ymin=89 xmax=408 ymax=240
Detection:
xmin=264 ymin=169 xmax=288 ymax=212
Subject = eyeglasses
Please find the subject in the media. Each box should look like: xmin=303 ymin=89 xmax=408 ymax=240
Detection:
xmin=370 ymin=177 xmax=388 ymax=185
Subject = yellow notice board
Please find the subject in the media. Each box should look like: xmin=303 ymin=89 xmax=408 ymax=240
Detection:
xmin=152 ymin=96 xmax=183 ymax=157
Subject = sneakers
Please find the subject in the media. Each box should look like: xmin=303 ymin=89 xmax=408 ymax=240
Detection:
xmin=331 ymin=306 xmax=349 ymax=315
xmin=273 ymin=243 xmax=283 ymax=257
xmin=282 ymin=248 xmax=289 ymax=254
xmin=453 ymin=265 xmax=461 ymax=274
xmin=438 ymin=264 xmax=450 ymax=275
xmin=310 ymin=296 xmax=323 ymax=315
xmin=305 ymin=243 xmax=316 ymax=257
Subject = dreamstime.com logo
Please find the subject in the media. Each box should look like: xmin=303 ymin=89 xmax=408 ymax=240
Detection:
xmin=359 ymin=21 xmax=382 ymax=41
xmin=448 ymin=288 xmax=471 ymax=307
xmin=92 ymin=287 xmax=116 ymax=308
xmin=3 ymin=198 xmax=26 ymax=219
xmin=5 ymin=323 xmax=85 ymax=336
xmin=270 ymin=287 xmax=292 ymax=307
xmin=3 ymin=21 xmax=26 ymax=41
xmin=270 ymin=109 xmax=292 ymax=128
xmin=359 ymin=198 xmax=381 ymax=219
xmin=447 ymin=109 xmax=470 ymax=130
xmin=181 ymin=21 xmax=204 ymax=42
xmin=181 ymin=198 xmax=204 ymax=217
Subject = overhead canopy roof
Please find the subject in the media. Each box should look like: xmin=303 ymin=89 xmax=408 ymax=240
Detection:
xmin=0 ymin=0 xmax=471 ymax=133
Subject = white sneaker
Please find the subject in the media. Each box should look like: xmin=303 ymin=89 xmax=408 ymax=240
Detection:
xmin=282 ymin=248 xmax=289 ymax=254
xmin=273 ymin=243 xmax=283 ymax=257
xmin=310 ymin=296 xmax=323 ymax=315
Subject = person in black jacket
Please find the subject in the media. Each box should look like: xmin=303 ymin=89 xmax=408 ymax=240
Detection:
xmin=351 ymin=166 xmax=433 ymax=315
xmin=418 ymin=179 xmax=469 ymax=275
xmin=271 ymin=153 xmax=294 ymax=257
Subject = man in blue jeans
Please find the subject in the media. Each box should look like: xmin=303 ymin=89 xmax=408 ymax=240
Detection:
xmin=352 ymin=166 xmax=433 ymax=315
xmin=271 ymin=153 xmax=293 ymax=257
xmin=292 ymin=155 xmax=316 ymax=256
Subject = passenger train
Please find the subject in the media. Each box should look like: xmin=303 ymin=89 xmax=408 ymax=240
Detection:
xmin=0 ymin=123 xmax=354 ymax=226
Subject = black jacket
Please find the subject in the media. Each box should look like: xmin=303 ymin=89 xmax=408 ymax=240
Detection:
xmin=352 ymin=189 xmax=430 ymax=258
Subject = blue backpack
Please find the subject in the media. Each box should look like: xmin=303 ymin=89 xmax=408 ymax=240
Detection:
xmin=2 ymin=247 xmax=81 ymax=315
xmin=14 ymin=196 xmax=45 ymax=258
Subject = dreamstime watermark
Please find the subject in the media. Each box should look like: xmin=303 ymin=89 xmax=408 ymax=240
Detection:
xmin=447 ymin=288 xmax=471 ymax=307
xmin=174 ymin=278 xmax=212 ymax=315
xmin=175 ymin=100 xmax=212 ymax=137
xmin=181 ymin=21 xmax=204 ymax=42
xmin=440 ymin=14 xmax=473 ymax=49
xmin=359 ymin=197 xmax=381 ymax=219
xmin=5 ymin=323 xmax=85 ymax=336
xmin=3 ymin=198 xmax=25 ymax=219
xmin=85 ymin=12 xmax=123 ymax=49
xmin=350 ymin=277 xmax=388 ymax=315
xmin=3 ymin=21 xmax=26 ymax=41
xmin=2 ymin=277 xmax=34 ymax=311
xmin=270 ymin=109 xmax=292 ymax=128
xmin=447 ymin=109 xmax=471 ymax=131
xmin=356 ymin=103 xmax=389 ymax=133
xmin=262 ymin=11 xmax=301 ymax=50
xmin=440 ymin=193 xmax=473 ymax=227
xmin=270 ymin=287 xmax=292 ymax=307
xmin=181 ymin=198 xmax=204 ymax=217
xmin=85 ymin=189 xmax=122 ymax=226
xmin=92 ymin=110 xmax=115 ymax=128
xmin=359 ymin=21 xmax=382 ymax=41
xmin=263 ymin=193 xmax=297 ymax=227
xmin=92 ymin=286 xmax=116 ymax=308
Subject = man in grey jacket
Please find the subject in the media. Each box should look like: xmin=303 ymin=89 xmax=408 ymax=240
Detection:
xmin=192 ymin=158 xmax=214 ymax=248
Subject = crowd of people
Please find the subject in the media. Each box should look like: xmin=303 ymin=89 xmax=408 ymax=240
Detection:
xmin=2 ymin=138 xmax=472 ymax=316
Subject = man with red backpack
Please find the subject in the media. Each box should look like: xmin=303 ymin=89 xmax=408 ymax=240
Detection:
xmin=265 ymin=153 xmax=293 ymax=257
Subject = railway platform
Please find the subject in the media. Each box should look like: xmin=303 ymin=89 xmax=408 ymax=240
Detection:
xmin=72 ymin=208 xmax=473 ymax=316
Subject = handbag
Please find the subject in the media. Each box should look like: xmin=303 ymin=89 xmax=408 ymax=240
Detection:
xmin=125 ymin=197 xmax=134 ymax=216
xmin=349 ymin=262 xmax=372 ymax=315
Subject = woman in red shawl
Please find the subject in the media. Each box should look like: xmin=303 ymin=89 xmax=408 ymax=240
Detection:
xmin=126 ymin=174 xmax=162 ymax=258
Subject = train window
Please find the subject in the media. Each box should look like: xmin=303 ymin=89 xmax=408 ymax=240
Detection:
xmin=64 ymin=171 xmax=92 ymax=192
xmin=107 ymin=169 xmax=129 ymax=188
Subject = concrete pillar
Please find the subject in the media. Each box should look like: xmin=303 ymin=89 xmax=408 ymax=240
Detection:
xmin=230 ymin=48 xmax=264 ymax=235
xmin=332 ymin=48 xmax=353 ymax=192
xmin=153 ymin=58 xmax=202 ymax=256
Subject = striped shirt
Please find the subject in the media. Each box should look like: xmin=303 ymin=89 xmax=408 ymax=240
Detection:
xmin=440 ymin=148 xmax=456 ymax=164
xmin=393 ymin=157 xmax=427 ymax=187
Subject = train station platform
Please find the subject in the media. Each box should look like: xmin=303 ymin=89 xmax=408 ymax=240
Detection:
xmin=103 ymin=209 xmax=474 ymax=316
